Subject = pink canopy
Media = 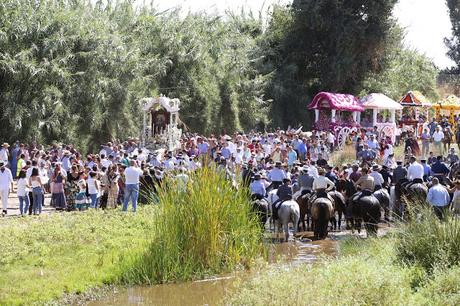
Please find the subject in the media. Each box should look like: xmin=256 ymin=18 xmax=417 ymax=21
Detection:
xmin=308 ymin=92 xmax=364 ymax=112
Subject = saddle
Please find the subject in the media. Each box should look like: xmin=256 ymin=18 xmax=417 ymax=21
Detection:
xmin=310 ymin=190 xmax=335 ymax=206
xmin=352 ymin=190 xmax=374 ymax=203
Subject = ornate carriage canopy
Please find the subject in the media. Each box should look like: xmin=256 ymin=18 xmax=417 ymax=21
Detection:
xmin=434 ymin=95 xmax=460 ymax=110
xmin=399 ymin=91 xmax=431 ymax=107
xmin=360 ymin=93 xmax=403 ymax=110
xmin=308 ymin=92 xmax=364 ymax=112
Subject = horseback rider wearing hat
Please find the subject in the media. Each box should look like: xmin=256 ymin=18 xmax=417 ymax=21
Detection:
xmin=272 ymin=178 xmax=293 ymax=219
xmin=268 ymin=161 xmax=286 ymax=189
xmin=293 ymin=166 xmax=314 ymax=200
xmin=250 ymin=173 xmax=266 ymax=200
xmin=312 ymin=168 xmax=335 ymax=199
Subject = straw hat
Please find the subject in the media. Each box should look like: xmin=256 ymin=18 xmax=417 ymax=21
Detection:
xmin=2 ymin=143 xmax=9 ymax=148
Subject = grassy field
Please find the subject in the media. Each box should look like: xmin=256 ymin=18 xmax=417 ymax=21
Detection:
xmin=227 ymin=210 xmax=460 ymax=306
xmin=0 ymin=168 xmax=264 ymax=305
xmin=0 ymin=209 xmax=156 ymax=305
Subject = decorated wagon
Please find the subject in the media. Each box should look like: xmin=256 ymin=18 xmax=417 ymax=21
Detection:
xmin=359 ymin=93 xmax=403 ymax=143
xmin=308 ymin=92 xmax=363 ymax=149
xmin=433 ymin=95 xmax=460 ymax=127
xmin=398 ymin=91 xmax=432 ymax=136
xmin=140 ymin=96 xmax=182 ymax=151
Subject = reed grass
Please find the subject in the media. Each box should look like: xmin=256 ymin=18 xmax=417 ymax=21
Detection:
xmin=329 ymin=145 xmax=357 ymax=166
xmin=121 ymin=167 xmax=265 ymax=284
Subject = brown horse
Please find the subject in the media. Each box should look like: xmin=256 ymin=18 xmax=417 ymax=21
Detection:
xmin=296 ymin=192 xmax=311 ymax=232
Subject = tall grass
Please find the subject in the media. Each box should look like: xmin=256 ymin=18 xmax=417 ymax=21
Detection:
xmin=329 ymin=145 xmax=357 ymax=166
xmin=396 ymin=208 xmax=460 ymax=272
xmin=122 ymin=167 xmax=265 ymax=284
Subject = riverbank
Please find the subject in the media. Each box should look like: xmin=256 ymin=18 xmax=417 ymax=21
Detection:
xmin=0 ymin=208 xmax=157 ymax=305
xmin=227 ymin=211 xmax=460 ymax=306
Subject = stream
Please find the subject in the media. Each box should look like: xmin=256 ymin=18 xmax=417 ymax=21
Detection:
xmin=89 ymin=232 xmax=341 ymax=306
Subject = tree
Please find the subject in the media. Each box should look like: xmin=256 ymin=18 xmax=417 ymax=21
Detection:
xmin=263 ymin=0 xmax=398 ymax=128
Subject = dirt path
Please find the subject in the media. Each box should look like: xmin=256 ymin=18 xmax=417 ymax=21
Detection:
xmin=2 ymin=182 xmax=55 ymax=217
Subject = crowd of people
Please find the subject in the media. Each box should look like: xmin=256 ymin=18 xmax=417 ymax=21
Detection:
xmin=0 ymin=118 xmax=459 ymax=221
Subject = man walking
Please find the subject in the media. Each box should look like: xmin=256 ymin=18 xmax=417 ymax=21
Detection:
xmin=123 ymin=160 xmax=143 ymax=212
xmin=0 ymin=161 xmax=13 ymax=216
xmin=426 ymin=177 xmax=450 ymax=220
xmin=432 ymin=126 xmax=444 ymax=156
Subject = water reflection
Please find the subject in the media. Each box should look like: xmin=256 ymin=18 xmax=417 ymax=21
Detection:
xmin=90 ymin=235 xmax=338 ymax=306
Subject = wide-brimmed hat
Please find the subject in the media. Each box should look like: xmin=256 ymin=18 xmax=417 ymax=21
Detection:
xmin=372 ymin=164 xmax=380 ymax=171
xmin=2 ymin=143 xmax=9 ymax=148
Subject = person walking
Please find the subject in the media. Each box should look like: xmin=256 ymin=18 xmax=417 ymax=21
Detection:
xmin=123 ymin=160 xmax=143 ymax=212
xmin=432 ymin=126 xmax=445 ymax=156
xmin=420 ymin=129 xmax=430 ymax=157
xmin=0 ymin=161 xmax=13 ymax=216
xmin=50 ymin=164 xmax=67 ymax=210
xmin=17 ymin=170 xmax=30 ymax=215
xmin=29 ymin=168 xmax=44 ymax=215
xmin=426 ymin=177 xmax=450 ymax=220
xmin=87 ymin=171 xmax=100 ymax=209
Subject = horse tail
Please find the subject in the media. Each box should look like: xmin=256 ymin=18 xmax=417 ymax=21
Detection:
xmin=316 ymin=202 xmax=329 ymax=239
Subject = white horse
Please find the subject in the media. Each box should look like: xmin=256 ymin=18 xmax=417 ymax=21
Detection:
xmin=277 ymin=200 xmax=300 ymax=242
xmin=266 ymin=189 xmax=300 ymax=241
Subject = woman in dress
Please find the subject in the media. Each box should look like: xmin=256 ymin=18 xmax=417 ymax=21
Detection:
xmin=51 ymin=164 xmax=66 ymax=210
xmin=66 ymin=165 xmax=80 ymax=211
xmin=102 ymin=164 xmax=119 ymax=209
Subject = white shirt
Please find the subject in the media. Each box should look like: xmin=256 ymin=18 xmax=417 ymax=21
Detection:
xmin=17 ymin=178 xmax=29 ymax=197
xmin=87 ymin=177 xmax=99 ymax=195
xmin=407 ymin=162 xmax=424 ymax=180
xmin=369 ymin=171 xmax=384 ymax=186
xmin=124 ymin=166 xmax=143 ymax=184
xmin=0 ymin=149 xmax=8 ymax=162
xmin=312 ymin=176 xmax=334 ymax=190
xmin=0 ymin=168 xmax=13 ymax=190
xmin=433 ymin=131 xmax=444 ymax=142
xmin=26 ymin=167 xmax=37 ymax=179
xmin=308 ymin=165 xmax=319 ymax=179
xmin=327 ymin=133 xmax=335 ymax=143
xmin=101 ymin=159 xmax=112 ymax=169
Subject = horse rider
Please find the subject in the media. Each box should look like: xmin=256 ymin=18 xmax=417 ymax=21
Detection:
xmin=354 ymin=166 xmax=375 ymax=199
xmin=421 ymin=159 xmax=431 ymax=182
xmin=447 ymin=147 xmax=459 ymax=166
xmin=250 ymin=173 xmax=266 ymax=200
xmin=293 ymin=165 xmax=314 ymax=200
xmin=406 ymin=156 xmax=424 ymax=189
xmin=380 ymin=165 xmax=393 ymax=189
xmin=312 ymin=167 xmax=335 ymax=200
xmin=430 ymin=155 xmax=450 ymax=182
xmin=272 ymin=178 xmax=293 ymax=219
xmin=268 ymin=161 xmax=287 ymax=189
xmin=369 ymin=164 xmax=384 ymax=191
xmin=242 ymin=161 xmax=255 ymax=187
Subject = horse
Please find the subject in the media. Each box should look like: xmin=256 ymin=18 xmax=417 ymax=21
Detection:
xmin=296 ymin=192 xmax=311 ymax=232
xmin=450 ymin=161 xmax=460 ymax=181
xmin=276 ymin=200 xmax=300 ymax=242
xmin=266 ymin=189 xmax=279 ymax=231
xmin=349 ymin=192 xmax=381 ymax=236
xmin=310 ymin=196 xmax=334 ymax=240
xmin=373 ymin=188 xmax=391 ymax=222
xmin=399 ymin=179 xmax=428 ymax=218
xmin=337 ymin=178 xmax=358 ymax=229
xmin=251 ymin=198 xmax=269 ymax=228
xmin=328 ymin=190 xmax=346 ymax=231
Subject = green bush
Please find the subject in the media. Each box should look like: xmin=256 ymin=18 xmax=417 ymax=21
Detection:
xmin=121 ymin=167 xmax=265 ymax=284
xmin=396 ymin=209 xmax=460 ymax=272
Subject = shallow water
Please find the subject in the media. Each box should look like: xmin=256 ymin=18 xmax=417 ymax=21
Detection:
xmin=89 ymin=232 xmax=338 ymax=306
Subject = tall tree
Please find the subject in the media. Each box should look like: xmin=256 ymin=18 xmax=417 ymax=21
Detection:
xmin=265 ymin=0 xmax=398 ymax=128
xmin=446 ymin=0 xmax=460 ymax=71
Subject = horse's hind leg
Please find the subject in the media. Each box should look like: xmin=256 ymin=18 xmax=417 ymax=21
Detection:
xmin=283 ymin=222 xmax=289 ymax=242
xmin=338 ymin=211 xmax=342 ymax=230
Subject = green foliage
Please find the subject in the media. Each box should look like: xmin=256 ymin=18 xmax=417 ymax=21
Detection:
xmin=396 ymin=208 xmax=460 ymax=273
xmin=0 ymin=0 xmax=269 ymax=147
xmin=121 ymin=167 xmax=265 ymax=284
xmin=264 ymin=0 xmax=399 ymax=127
xmin=446 ymin=0 xmax=460 ymax=71
xmin=0 ymin=208 xmax=157 ymax=305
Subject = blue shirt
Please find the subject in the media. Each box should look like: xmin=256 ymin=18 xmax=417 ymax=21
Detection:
xmin=287 ymin=151 xmax=297 ymax=166
xmin=297 ymin=143 xmax=307 ymax=155
xmin=422 ymin=164 xmax=431 ymax=176
xmin=427 ymin=184 xmax=450 ymax=207
xmin=221 ymin=147 xmax=231 ymax=159
xmin=250 ymin=180 xmax=266 ymax=196
xmin=431 ymin=161 xmax=449 ymax=176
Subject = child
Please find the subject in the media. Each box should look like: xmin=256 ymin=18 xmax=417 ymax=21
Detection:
xmin=75 ymin=177 xmax=89 ymax=211
xmin=17 ymin=170 xmax=29 ymax=215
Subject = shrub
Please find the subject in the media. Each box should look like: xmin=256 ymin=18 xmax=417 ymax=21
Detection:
xmin=396 ymin=208 xmax=460 ymax=272
xmin=121 ymin=167 xmax=265 ymax=284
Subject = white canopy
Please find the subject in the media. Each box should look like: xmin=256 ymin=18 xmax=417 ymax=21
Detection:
xmin=141 ymin=96 xmax=180 ymax=113
xmin=360 ymin=93 xmax=403 ymax=111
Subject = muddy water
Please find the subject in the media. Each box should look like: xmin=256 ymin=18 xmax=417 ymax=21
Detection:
xmin=90 ymin=233 xmax=338 ymax=306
